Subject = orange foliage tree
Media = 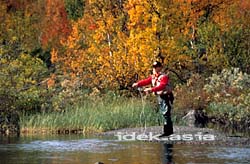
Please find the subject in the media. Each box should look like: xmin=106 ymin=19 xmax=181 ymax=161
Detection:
xmin=52 ymin=0 xmax=129 ymax=89
xmin=51 ymin=0 xmax=250 ymax=90
xmin=41 ymin=0 xmax=71 ymax=49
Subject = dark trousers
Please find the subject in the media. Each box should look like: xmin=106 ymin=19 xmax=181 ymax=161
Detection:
xmin=157 ymin=92 xmax=174 ymax=134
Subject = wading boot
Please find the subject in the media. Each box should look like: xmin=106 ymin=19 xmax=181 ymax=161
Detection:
xmin=159 ymin=124 xmax=173 ymax=138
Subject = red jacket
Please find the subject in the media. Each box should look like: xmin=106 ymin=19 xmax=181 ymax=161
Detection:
xmin=137 ymin=73 xmax=169 ymax=92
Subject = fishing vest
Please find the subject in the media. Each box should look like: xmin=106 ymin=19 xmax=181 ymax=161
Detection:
xmin=152 ymin=73 xmax=172 ymax=95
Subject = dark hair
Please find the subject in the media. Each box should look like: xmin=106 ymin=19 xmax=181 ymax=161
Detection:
xmin=152 ymin=61 xmax=162 ymax=68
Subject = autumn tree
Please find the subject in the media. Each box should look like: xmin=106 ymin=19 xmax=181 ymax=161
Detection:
xmin=41 ymin=0 xmax=71 ymax=49
xmin=163 ymin=0 xmax=244 ymax=75
xmin=0 ymin=0 xmax=45 ymax=51
xmin=53 ymin=0 xmax=131 ymax=89
xmin=124 ymin=0 xmax=161 ymax=77
xmin=51 ymin=0 xmax=250 ymax=91
xmin=54 ymin=0 xmax=174 ymax=89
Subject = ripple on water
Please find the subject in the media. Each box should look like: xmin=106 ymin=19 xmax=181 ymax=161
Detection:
xmin=207 ymin=147 xmax=250 ymax=162
xmin=17 ymin=139 xmax=124 ymax=153
xmin=172 ymin=145 xmax=250 ymax=163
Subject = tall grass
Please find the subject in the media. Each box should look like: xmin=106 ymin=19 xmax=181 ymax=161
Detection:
xmin=20 ymin=97 xmax=161 ymax=134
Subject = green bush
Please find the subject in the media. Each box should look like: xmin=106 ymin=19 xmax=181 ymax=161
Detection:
xmin=203 ymin=68 xmax=250 ymax=131
xmin=174 ymin=68 xmax=250 ymax=130
xmin=0 ymin=51 xmax=49 ymax=112
xmin=207 ymin=101 xmax=250 ymax=131
xmin=204 ymin=68 xmax=250 ymax=105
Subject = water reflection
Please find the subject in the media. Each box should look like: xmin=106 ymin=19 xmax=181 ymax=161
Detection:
xmin=0 ymin=136 xmax=20 ymax=144
xmin=162 ymin=143 xmax=173 ymax=164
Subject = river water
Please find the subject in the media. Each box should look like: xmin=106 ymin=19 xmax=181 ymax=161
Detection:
xmin=0 ymin=135 xmax=250 ymax=164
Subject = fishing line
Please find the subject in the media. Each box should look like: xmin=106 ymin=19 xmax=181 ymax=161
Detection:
xmin=138 ymin=87 xmax=147 ymax=134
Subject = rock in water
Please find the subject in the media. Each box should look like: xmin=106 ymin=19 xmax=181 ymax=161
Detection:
xmin=182 ymin=110 xmax=208 ymax=128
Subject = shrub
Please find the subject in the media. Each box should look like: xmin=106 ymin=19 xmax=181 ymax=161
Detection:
xmin=204 ymin=68 xmax=250 ymax=131
xmin=174 ymin=74 xmax=210 ymax=114
xmin=0 ymin=52 xmax=49 ymax=113
xmin=207 ymin=101 xmax=250 ymax=131
xmin=174 ymin=68 xmax=250 ymax=125
xmin=204 ymin=68 xmax=250 ymax=105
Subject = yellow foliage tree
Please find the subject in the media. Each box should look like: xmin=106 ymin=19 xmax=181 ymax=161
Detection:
xmin=53 ymin=0 xmax=129 ymax=89
xmin=55 ymin=0 xmax=179 ymax=89
xmin=52 ymin=0 xmax=248 ymax=90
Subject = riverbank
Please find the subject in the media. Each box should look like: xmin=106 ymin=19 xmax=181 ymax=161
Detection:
xmin=101 ymin=125 xmax=250 ymax=146
xmin=19 ymin=97 xmax=160 ymax=135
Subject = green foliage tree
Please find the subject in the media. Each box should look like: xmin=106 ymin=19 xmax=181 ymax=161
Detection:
xmin=195 ymin=22 xmax=228 ymax=74
xmin=224 ymin=27 xmax=250 ymax=73
xmin=0 ymin=41 xmax=48 ymax=112
xmin=64 ymin=0 xmax=85 ymax=21
xmin=222 ymin=3 xmax=250 ymax=73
